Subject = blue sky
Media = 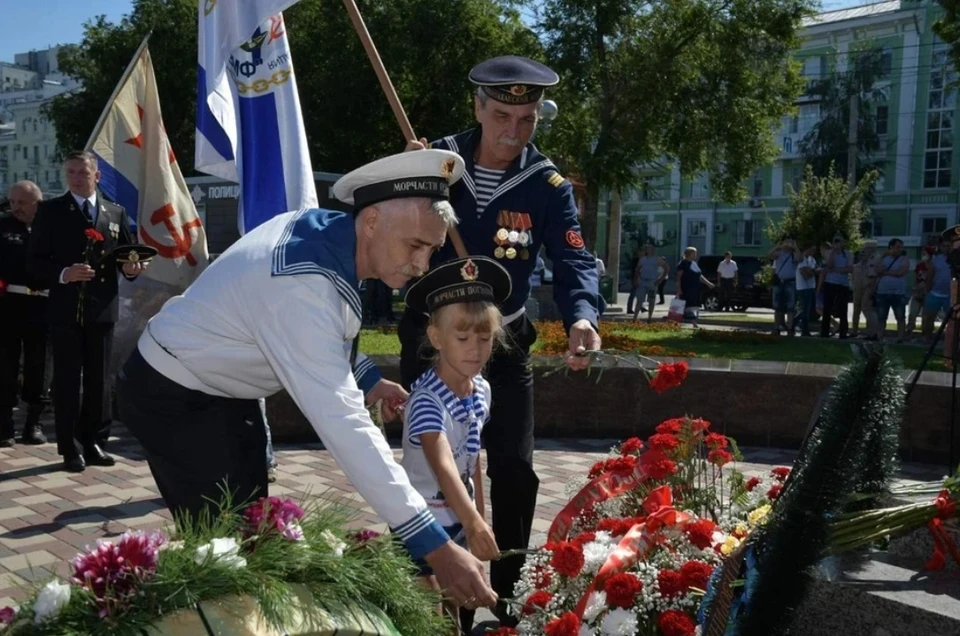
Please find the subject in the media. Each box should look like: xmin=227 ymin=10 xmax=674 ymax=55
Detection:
xmin=1 ymin=0 xmax=881 ymax=65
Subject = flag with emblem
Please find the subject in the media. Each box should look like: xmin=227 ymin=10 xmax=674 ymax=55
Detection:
xmin=87 ymin=37 xmax=209 ymax=291
xmin=195 ymin=0 xmax=318 ymax=234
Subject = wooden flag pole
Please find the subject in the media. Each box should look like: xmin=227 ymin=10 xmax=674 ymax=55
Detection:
xmin=341 ymin=0 xmax=468 ymax=259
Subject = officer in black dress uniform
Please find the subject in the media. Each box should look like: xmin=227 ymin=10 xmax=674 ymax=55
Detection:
xmin=27 ymin=151 xmax=144 ymax=472
xmin=0 ymin=181 xmax=49 ymax=446
xmin=401 ymin=56 xmax=604 ymax=628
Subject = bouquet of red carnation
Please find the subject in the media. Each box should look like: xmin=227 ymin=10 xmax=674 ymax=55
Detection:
xmin=76 ymin=228 xmax=104 ymax=325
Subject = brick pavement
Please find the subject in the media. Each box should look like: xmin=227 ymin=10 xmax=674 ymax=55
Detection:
xmin=0 ymin=416 xmax=945 ymax=611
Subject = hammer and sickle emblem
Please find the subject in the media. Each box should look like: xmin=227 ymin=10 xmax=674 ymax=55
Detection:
xmin=139 ymin=204 xmax=203 ymax=266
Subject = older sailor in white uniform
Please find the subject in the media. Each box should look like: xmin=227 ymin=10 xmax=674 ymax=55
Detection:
xmin=116 ymin=149 xmax=497 ymax=609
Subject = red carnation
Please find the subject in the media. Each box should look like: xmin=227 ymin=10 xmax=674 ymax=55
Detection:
xmin=657 ymin=609 xmax=697 ymax=636
xmin=84 ymin=228 xmax=104 ymax=242
xmin=644 ymin=457 xmax=678 ymax=481
xmin=770 ymin=466 xmax=791 ymax=482
xmin=745 ymin=476 xmax=761 ymax=492
xmin=531 ymin=566 xmax=553 ymax=590
xmin=620 ymin=437 xmax=644 ymax=455
xmin=597 ymin=518 xmax=626 ymax=536
xmin=572 ymin=531 xmax=596 ymax=546
xmin=588 ymin=461 xmax=606 ymax=478
xmin=704 ymin=432 xmax=728 ymax=449
xmin=707 ymin=449 xmax=733 ymax=467
xmin=648 ymin=433 xmax=681 ymax=453
xmin=682 ymin=518 xmax=717 ymax=550
xmin=679 ymin=561 xmax=714 ymax=592
xmin=523 ymin=590 xmax=553 ymax=615
xmin=767 ymin=484 xmax=783 ymax=501
xmin=657 ymin=569 xmax=685 ymax=597
xmin=656 ymin=418 xmax=684 ymax=434
xmin=544 ymin=612 xmax=581 ymax=636
xmin=690 ymin=418 xmax=712 ymax=432
xmin=603 ymin=455 xmax=637 ymax=474
xmin=649 ymin=362 xmax=689 ymax=394
xmin=549 ymin=541 xmax=585 ymax=578
xmin=604 ymin=572 xmax=643 ymax=608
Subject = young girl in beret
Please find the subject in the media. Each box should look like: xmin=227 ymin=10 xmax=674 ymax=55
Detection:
xmin=400 ymin=256 xmax=512 ymax=631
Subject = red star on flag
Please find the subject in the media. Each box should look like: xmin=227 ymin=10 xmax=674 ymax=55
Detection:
xmin=124 ymin=103 xmax=176 ymax=164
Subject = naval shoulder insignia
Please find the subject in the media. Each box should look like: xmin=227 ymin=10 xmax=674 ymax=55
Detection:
xmin=545 ymin=171 xmax=566 ymax=188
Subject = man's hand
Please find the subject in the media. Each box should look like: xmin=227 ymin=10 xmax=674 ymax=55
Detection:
xmin=405 ymin=137 xmax=428 ymax=152
xmin=62 ymin=264 xmax=95 ymax=283
xmin=424 ymin=541 xmax=497 ymax=609
xmin=122 ymin=262 xmax=145 ymax=278
xmin=366 ymin=379 xmax=408 ymax=421
xmin=564 ymin=319 xmax=601 ymax=371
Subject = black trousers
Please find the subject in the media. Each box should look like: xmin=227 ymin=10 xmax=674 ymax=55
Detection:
xmin=117 ymin=350 xmax=268 ymax=527
xmin=718 ymin=279 xmax=735 ymax=311
xmin=50 ymin=322 xmax=113 ymax=457
xmin=0 ymin=296 xmax=48 ymax=411
xmin=657 ymin=278 xmax=667 ymax=302
xmin=820 ymin=282 xmax=849 ymax=338
xmin=400 ymin=309 xmax=539 ymax=626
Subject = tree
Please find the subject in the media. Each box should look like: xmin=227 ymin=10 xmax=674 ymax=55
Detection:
xmin=767 ymin=163 xmax=878 ymax=251
xmin=799 ymin=44 xmax=889 ymax=186
xmin=932 ymin=0 xmax=960 ymax=72
xmin=45 ymin=0 xmax=537 ymax=175
xmin=532 ymin=0 xmax=817 ymax=252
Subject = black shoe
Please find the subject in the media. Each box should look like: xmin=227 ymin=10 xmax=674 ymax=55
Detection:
xmin=0 ymin=437 xmax=14 ymax=448
xmin=20 ymin=425 xmax=46 ymax=445
xmin=63 ymin=456 xmax=86 ymax=473
xmin=83 ymin=444 xmax=116 ymax=467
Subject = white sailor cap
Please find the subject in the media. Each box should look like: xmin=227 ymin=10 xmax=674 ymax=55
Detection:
xmin=332 ymin=149 xmax=466 ymax=209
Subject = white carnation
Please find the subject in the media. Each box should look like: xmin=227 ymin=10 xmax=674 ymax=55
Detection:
xmin=195 ymin=537 xmax=246 ymax=568
xmin=583 ymin=590 xmax=608 ymax=623
xmin=583 ymin=540 xmax=615 ymax=575
xmin=600 ymin=607 xmax=638 ymax=635
xmin=33 ymin=580 xmax=70 ymax=625
xmin=579 ymin=626 xmax=595 ymax=636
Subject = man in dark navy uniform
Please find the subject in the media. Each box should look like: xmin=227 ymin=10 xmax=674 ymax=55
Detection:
xmin=0 ymin=181 xmax=49 ymax=446
xmin=401 ymin=56 xmax=603 ymax=628
xmin=28 ymin=151 xmax=144 ymax=472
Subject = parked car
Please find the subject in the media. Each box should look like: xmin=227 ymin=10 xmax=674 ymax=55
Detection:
xmin=695 ymin=255 xmax=772 ymax=312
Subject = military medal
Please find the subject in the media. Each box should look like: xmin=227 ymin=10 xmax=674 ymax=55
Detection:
xmin=494 ymin=246 xmax=506 ymax=259
xmin=506 ymin=247 xmax=517 ymax=259
xmin=507 ymin=230 xmax=520 ymax=244
xmin=520 ymin=248 xmax=530 ymax=260
xmin=496 ymin=228 xmax=509 ymax=242
xmin=518 ymin=231 xmax=529 ymax=246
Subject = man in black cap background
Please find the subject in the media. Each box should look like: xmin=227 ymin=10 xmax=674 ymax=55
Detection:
xmin=0 ymin=181 xmax=49 ymax=446
xmin=403 ymin=55 xmax=603 ymax=628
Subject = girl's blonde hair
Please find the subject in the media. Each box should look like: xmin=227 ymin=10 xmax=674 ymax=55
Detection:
xmin=424 ymin=301 xmax=510 ymax=365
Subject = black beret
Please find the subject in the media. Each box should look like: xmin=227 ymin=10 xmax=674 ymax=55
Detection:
xmin=942 ymin=224 xmax=960 ymax=241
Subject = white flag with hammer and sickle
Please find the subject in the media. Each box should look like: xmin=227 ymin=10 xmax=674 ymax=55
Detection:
xmin=88 ymin=42 xmax=209 ymax=291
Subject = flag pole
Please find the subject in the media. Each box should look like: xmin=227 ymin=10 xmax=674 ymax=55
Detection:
xmin=84 ymin=32 xmax=153 ymax=151
xmin=341 ymin=0 xmax=468 ymax=258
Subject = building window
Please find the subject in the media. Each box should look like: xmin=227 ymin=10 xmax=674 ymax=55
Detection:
xmin=639 ymin=175 xmax=666 ymax=201
xmin=736 ymin=220 xmax=762 ymax=246
xmin=798 ymin=104 xmax=820 ymax=137
xmin=876 ymin=105 xmax=888 ymax=136
xmin=752 ymin=172 xmax=763 ymax=198
xmin=924 ymin=40 xmax=956 ymax=189
xmin=640 ymin=221 xmax=664 ymax=242
xmin=921 ymin=216 xmax=947 ymax=235
xmin=689 ymin=173 xmax=710 ymax=199
xmin=22 ymin=147 xmax=27 ymax=160
xmin=879 ymin=46 xmax=893 ymax=77
xmin=861 ymin=216 xmax=883 ymax=238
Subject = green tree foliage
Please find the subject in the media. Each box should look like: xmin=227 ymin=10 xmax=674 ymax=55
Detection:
xmin=932 ymin=0 xmax=960 ymax=74
xmin=767 ymin=163 xmax=878 ymax=250
xmin=799 ymin=43 xmax=889 ymax=185
xmin=45 ymin=0 xmax=537 ymax=175
xmin=532 ymin=0 xmax=816 ymax=250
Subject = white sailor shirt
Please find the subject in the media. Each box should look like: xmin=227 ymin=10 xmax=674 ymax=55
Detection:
xmin=401 ymin=369 xmax=490 ymax=528
xmin=136 ymin=208 xmax=448 ymax=559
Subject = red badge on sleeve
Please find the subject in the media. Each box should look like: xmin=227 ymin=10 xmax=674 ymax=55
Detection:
xmin=565 ymin=230 xmax=585 ymax=249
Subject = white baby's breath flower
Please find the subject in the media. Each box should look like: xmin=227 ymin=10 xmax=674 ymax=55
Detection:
xmin=33 ymin=580 xmax=70 ymax=625
xmin=579 ymin=625 xmax=595 ymax=636
xmin=600 ymin=607 xmax=638 ymax=635
xmin=195 ymin=537 xmax=246 ymax=568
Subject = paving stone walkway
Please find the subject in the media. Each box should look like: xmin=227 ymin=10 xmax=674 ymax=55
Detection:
xmin=0 ymin=414 xmax=945 ymax=611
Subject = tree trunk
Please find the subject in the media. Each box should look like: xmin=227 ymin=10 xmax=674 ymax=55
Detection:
xmin=580 ymin=180 xmax=600 ymax=254
xmin=606 ymin=188 xmax=623 ymax=302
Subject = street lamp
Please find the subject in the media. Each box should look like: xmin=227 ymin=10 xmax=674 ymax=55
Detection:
xmin=539 ymin=99 xmax=559 ymax=123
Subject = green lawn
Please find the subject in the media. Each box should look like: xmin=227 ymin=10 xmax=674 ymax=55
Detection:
xmin=359 ymin=325 xmax=948 ymax=372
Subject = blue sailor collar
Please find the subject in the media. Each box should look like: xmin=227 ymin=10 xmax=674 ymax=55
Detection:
xmin=411 ymin=368 xmax=488 ymax=427
xmin=271 ymin=209 xmax=362 ymax=320
xmin=439 ymin=127 xmax=556 ymax=208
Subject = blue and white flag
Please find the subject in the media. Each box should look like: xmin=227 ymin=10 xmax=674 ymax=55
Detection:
xmin=196 ymin=0 xmax=318 ymax=234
